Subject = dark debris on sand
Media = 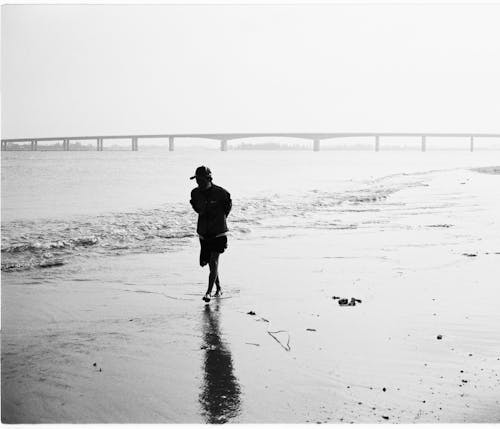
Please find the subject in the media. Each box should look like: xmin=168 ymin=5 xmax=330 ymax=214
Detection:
xmin=338 ymin=297 xmax=362 ymax=306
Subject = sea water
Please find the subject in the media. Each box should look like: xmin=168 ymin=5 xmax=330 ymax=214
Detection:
xmin=2 ymin=148 xmax=499 ymax=274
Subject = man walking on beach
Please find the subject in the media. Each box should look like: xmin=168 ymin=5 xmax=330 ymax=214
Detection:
xmin=190 ymin=166 xmax=232 ymax=302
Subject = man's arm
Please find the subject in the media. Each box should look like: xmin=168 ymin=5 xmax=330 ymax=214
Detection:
xmin=190 ymin=189 xmax=206 ymax=214
xmin=223 ymin=191 xmax=232 ymax=217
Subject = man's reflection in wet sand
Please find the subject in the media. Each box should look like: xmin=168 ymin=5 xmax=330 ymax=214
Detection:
xmin=199 ymin=300 xmax=241 ymax=423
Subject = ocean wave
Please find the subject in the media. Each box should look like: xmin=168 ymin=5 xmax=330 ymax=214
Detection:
xmin=472 ymin=166 xmax=500 ymax=175
xmin=2 ymin=237 xmax=98 ymax=254
xmin=1 ymin=174 xmax=427 ymax=272
xmin=2 ymin=258 xmax=65 ymax=272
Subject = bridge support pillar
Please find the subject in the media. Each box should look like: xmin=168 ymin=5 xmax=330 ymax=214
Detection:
xmin=132 ymin=137 xmax=138 ymax=151
xmin=169 ymin=137 xmax=175 ymax=151
xmin=313 ymin=139 xmax=320 ymax=151
xmin=375 ymin=136 xmax=380 ymax=152
xmin=421 ymin=136 xmax=426 ymax=152
xmin=63 ymin=139 xmax=69 ymax=151
xmin=220 ymin=139 xmax=228 ymax=151
xmin=97 ymin=138 xmax=104 ymax=151
xmin=31 ymin=140 xmax=38 ymax=151
xmin=470 ymin=136 xmax=474 ymax=152
xmin=1 ymin=141 xmax=7 ymax=151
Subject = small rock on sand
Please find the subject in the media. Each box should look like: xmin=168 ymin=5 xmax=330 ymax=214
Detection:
xmin=437 ymin=335 xmax=443 ymax=340
xmin=247 ymin=311 xmax=256 ymax=315
xmin=306 ymin=328 xmax=317 ymax=332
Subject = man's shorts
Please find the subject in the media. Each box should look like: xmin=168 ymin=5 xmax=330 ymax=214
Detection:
xmin=199 ymin=235 xmax=228 ymax=267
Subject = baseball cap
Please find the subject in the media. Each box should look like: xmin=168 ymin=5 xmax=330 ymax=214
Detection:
xmin=190 ymin=166 xmax=212 ymax=180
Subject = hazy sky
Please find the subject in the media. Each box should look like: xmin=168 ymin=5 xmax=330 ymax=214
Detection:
xmin=2 ymin=2 xmax=500 ymax=139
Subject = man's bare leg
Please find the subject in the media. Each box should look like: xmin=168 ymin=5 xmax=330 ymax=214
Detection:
xmin=203 ymin=252 xmax=220 ymax=301
xmin=214 ymin=274 xmax=222 ymax=297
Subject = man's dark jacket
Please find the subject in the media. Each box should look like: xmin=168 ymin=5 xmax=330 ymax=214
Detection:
xmin=190 ymin=184 xmax=232 ymax=239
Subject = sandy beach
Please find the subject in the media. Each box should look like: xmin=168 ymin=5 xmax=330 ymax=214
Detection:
xmin=2 ymin=163 xmax=500 ymax=423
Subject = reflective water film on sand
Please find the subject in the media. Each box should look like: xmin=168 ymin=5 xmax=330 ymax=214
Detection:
xmin=199 ymin=301 xmax=241 ymax=423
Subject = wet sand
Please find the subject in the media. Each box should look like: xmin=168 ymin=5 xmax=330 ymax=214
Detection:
xmin=2 ymin=168 xmax=500 ymax=423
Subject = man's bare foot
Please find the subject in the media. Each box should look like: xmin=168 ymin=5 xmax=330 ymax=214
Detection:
xmin=213 ymin=289 xmax=223 ymax=297
xmin=202 ymin=294 xmax=211 ymax=302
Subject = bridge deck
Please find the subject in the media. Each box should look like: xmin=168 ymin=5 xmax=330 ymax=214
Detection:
xmin=2 ymin=132 xmax=499 ymax=152
xmin=2 ymin=132 xmax=500 ymax=143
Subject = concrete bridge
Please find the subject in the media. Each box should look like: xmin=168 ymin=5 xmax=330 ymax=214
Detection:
xmin=2 ymin=132 xmax=500 ymax=152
